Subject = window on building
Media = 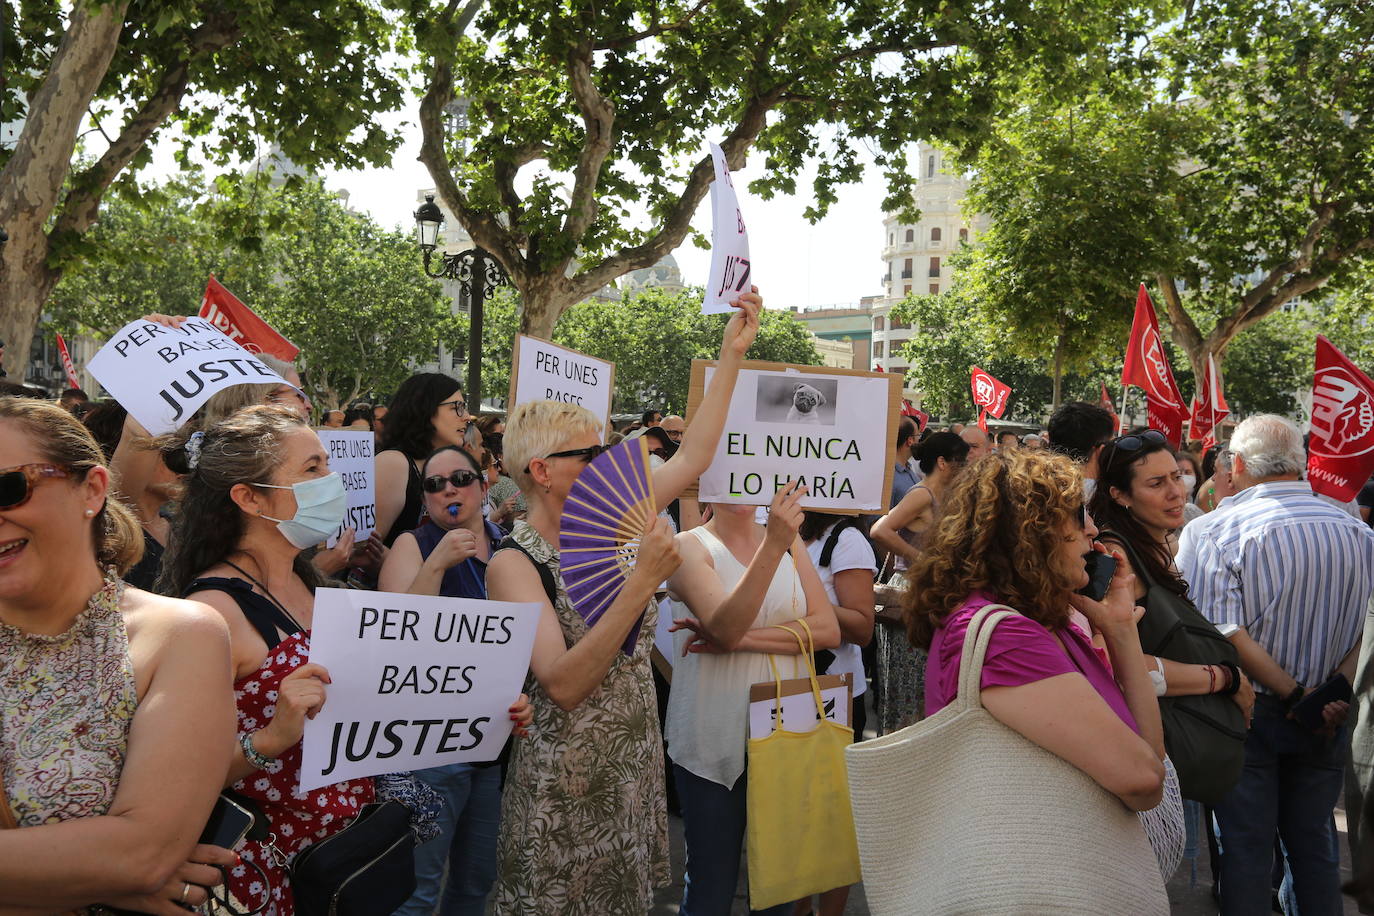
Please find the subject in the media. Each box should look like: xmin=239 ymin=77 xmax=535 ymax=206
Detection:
xmin=902 ymin=285 xmax=912 ymax=297
xmin=873 ymin=341 xmax=885 ymax=358
xmin=902 ymin=257 xmax=913 ymax=279
xmin=888 ymin=233 xmax=893 ymax=245
xmin=927 ymin=154 xmax=936 ymax=178
xmin=892 ymin=317 xmax=911 ymax=330
xmin=931 ymin=227 xmax=942 ymax=242
xmin=929 ymin=256 xmax=941 ymax=278
xmin=959 ymin=228 xmax=968 ymax=243
xmin=874 ymin=316 xmax=885 ymax=332
xmin=929 ymin=284 xmax=940 ymax=296
xmin=904 ymin=228 xmax=914 ymax=243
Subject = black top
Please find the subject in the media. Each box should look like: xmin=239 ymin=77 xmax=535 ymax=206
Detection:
xmin=184 ymin=576 xmax=302 ymax=650
xmin=123 ymin=529 xmax=165 ymax=593
xmin=382 ymin=452 xmax=425 ymax=547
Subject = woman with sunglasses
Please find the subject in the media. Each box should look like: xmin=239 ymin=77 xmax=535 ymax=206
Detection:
xmin=485 ymin=289 xmax=763 ymax=915
xmin=376 ymin=373 xmax=471 ymax=549
xmin=0 ymin=397 xmax=238 ymax=913
xmin=158 ymin=405 xmax=370 ymax=915
xmin=379 ymin=444 xmax=533 ymax=916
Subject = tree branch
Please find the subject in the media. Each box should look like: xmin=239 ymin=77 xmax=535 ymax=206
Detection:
xmin=593 ymin=0 xmax=712 ymax=50
xmin=559 ymin=43 xmax=617 ymax=248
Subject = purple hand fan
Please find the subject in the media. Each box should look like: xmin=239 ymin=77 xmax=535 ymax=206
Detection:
xmin=558 ymin=437 xmax=657 ymax=655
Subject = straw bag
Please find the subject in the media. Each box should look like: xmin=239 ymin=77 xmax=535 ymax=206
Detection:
xmin=746 ymin=620 xmax=862 ymax=910
xmin=845 ymin=604 xmax=1169 ymax=915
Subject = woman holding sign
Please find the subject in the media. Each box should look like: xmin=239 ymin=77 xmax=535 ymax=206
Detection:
xmin=664 ymin=480 xmax=840 ymax=916
xmin=159 ymin=405 xmax=372 ymax=915
xmin=486 ymin=288 xmax=764 ymax=915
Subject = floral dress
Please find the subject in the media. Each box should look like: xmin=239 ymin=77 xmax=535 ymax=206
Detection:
xmin=0 ymin=578 xmax=137 ymax=827
xmin=491 ymin=522 xmax=669 ymax=915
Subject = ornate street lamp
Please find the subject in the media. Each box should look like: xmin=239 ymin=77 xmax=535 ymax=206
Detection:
xmin=413 ymin=193 xmax=508 ymax=411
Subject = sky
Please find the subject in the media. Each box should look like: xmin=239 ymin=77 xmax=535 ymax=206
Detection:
xmin=146 ymin=102 xmax=896 ymax=311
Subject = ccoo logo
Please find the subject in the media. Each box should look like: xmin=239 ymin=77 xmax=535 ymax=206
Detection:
xmin=1311 ymin=366 xmax=1374 ymax=459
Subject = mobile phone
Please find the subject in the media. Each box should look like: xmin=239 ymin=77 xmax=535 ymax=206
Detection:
xmin=1292 ymin=673 xmax=1353 ymax=731
xmin=199 ymin=794 xmax=255 ymax=850
xmin=1076 ymin=551 xmax=1117 ymax=602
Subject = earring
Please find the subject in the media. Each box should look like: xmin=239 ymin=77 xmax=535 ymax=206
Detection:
xmin=84 ymin=508 xmax=95 ymax=517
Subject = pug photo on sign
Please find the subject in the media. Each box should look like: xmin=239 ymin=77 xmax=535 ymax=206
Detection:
xmin=754 ymin=375 xmax=839 ymax=426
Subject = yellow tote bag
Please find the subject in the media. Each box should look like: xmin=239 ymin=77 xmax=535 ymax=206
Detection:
xmin=746 ymin=620 xmax=862 ymax=910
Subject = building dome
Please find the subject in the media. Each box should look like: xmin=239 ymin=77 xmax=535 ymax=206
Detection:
xmin=622 ymin=254 xmax=685 ymax=294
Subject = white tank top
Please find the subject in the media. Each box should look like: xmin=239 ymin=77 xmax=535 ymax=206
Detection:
xmin=664 ymin=526 xmax=807 ymax=789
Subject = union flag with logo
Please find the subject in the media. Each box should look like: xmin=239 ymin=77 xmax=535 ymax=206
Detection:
xmin=1308 ymin=336 xmax=1374 ymax=502
xmin=1121 ymin=284 xmax=1187 ymax=447
xmin=198 ymin=275 xmax=299 ymax=361
xmin=1188 ymin=353 xmax=1230 ymax=449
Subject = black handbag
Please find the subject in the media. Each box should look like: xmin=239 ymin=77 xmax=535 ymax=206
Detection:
xmin=289 ymin=800 xmax=417 ymax=916
xmin=1103 ymin=532 xmax=1248 ymax=804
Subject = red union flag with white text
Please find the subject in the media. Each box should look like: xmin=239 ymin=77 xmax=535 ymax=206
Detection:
xmin=55 ymin=334 xmax=81 ymax=390
xmin=1188 ymin=353 xmax=1230 ymax=446
xmin=1122 ymin=283 xmax=1187 ymax=446
xmin=198 ymin=275 xmax=299 ymax=361
xmin=1308 ymin=336 xmax=1374 ymax=502
xmin=970 ymin=366 xmax=1012 ymax=418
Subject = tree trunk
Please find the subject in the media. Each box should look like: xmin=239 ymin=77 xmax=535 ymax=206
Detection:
xmin=1051 ymin=336 xmax=1066 ymax=412
xmin=0 ymin=0 xmax=130 ymax=369
xmin=517 ymin=275 xmax=575 ymax=340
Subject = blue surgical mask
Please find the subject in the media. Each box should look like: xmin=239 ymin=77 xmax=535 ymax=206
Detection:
xmin=255 ymin=473 xmax=348 ymax=549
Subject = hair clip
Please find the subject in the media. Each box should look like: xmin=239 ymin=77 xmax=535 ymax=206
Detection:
xmin=185 ymin=430 xmax=206 ymax=470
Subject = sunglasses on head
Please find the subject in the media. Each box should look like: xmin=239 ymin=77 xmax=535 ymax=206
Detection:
xmin=1111 ymin=429 xmax=1168 ymax=452
xmin=422 ymin=470 xmax=483 ymax=493
xmin=0 ymin=464 xmax=74 ymax=510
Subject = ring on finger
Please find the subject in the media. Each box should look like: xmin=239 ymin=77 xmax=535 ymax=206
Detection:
xmin=181 ymin=882 xmax=192 ymax=904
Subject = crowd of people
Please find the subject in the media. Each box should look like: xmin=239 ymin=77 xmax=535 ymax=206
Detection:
xmin=4 ymin=293 xmax=1374 ymax=916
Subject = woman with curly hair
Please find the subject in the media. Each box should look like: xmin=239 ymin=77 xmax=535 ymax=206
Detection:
xmin=907 ymin=449 xmax=1168 ymax=815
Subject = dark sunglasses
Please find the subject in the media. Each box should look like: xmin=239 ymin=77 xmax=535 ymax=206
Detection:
xmin=0 ymin=464 xmax=73 ymax=510
xmin=524 ymin=444 xmax=605 ymax=475
xmin=1076 ymin=503 xmax=1088 ymax=528
xmin=1111 ymin=429 xmax=1168 ymax=452
xmin=422 ymin=470 xmax=482 ymax=493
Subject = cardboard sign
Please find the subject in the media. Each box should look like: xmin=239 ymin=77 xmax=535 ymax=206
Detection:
xmin=686 ymin=360 xmax=902 ymax=513
xmin=199 ymin=275 xmax=299 ymax=361
xmin=317 ymin=429 xmax=376 ymax=547
xmin=703 ymin=142 xmax=752 ymax=314
xmin=299 ymin=588 xmax=540 ymax=792
xmin=87 ymin=316 xmax=291 ymax=436
xmin=748 ymin=673 xmax=853 ymax=738
xmin=508 ymin=336 xmax=615 ymax=438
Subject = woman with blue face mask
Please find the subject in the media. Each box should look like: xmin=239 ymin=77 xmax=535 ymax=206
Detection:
xmin=157 ymin=405 xmax=363 ymax=915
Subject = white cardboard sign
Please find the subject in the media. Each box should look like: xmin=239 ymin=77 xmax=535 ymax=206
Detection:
xmin=697 ymin=365 xmax=895 ymax=511
xmin=299 ymin=588 xmax=540 ymax=792
xmin=510 ymin=335 xmax=614 ymax=437
xmin=748 ymin=673 xmax=853 ymax=739
xmin=317 ymin=430 xmax=376 ymax=547
xmin=87 ymin=316 xmax=291 ymax=435
xmin=703 ymin=142 xmax=752 ymax=314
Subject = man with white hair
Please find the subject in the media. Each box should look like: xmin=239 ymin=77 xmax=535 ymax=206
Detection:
xmin=1178 ymin=414 xmax=1374 ymax=915
xmin=959 ymin=425 xmax=991 ymax=462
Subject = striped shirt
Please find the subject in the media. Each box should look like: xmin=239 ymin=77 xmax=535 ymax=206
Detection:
xmin=1177 ymin=481 xmax=1374 ymax=694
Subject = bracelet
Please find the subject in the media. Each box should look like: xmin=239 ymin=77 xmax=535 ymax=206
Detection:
xmin=1281 ymin=682 xmax=1306 ymax=711
xmin=1205 ymin=664 xmax=1217 ymax=694
xmin=1218 ymin=661 xmax=1243 ymax=697
xmin=241 ymin=730 xmax=277 ymax=769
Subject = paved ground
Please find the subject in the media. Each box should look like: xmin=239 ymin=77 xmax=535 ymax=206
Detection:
xmin=650 ymin=806 xmax=1362 ymax=915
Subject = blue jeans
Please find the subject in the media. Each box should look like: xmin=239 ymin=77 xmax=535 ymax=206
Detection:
xmin=395 ymin=762 xmax=502 ymax=916
xmin=674 ymin=764 xmax=792 ymax=916
xmin=1215 ymin=696 xmax=1347 ymax=916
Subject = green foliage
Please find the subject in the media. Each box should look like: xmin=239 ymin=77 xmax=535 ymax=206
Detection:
xmin=478 ymin=287 xmax=821 ymax=415
xmin=50 ymin=177 xmax=459 ymax=409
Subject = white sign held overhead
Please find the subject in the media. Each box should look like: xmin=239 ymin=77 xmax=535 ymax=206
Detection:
xmin=299 ymin=588 xmax=540 ymax=793
xmin=317 ymin=429 xmax=377 ymax=547
xmin=509 ymin=336 xmax=616 ymax=438
xmin=86 ymin=316 xmax=292 ymax=436
xmin=703 ymin=142 xmax=752 ymax=315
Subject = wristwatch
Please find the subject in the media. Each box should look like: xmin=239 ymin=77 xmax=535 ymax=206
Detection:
xmin=1281 ymin=683 xmax=1306 ymax=712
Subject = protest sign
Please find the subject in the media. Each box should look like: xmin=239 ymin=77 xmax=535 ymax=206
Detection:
xmin=87 ymin=316 xmax=291 ymax=436
xmin=508 ymin=335 xmax=615 ymax=437
xmin=748 ymin=673 xmax=853 ymax=738
xmin=1307 ymin=336 xmax=1374 ymax=502
xmin=299 ymin=588 xmax=540 ymax=792
xmin=687 ymin=360 xmax=901 ymax=513
xmin=317 ymin=429 xmax=376 ymax=547
xmin=199 ymin=275 xmax=299 ymax=361
xmin=703 ymin=143 xmax=752 ymax=315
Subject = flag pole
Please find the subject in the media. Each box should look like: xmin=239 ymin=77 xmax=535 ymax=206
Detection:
xmin=1118 ymin=385 xmax=1130 ymax=434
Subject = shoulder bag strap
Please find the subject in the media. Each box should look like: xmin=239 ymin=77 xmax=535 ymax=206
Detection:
xmin=0 ymin=767 xmax=18 ymax=829
xmin=1098 ymin=531 xmax=1157 ymax=591
xmin=953 ymin=604 xmax=1020 ymax=713
xmin=495 ymin=537 xmax=558 ymax=606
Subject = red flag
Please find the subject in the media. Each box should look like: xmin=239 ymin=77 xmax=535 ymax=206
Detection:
xmin=1307 ymin=336 xmax=1374 ymax=502
xmin=55 ymin=334 xmax=81 ymax=390
xmin=977 ymin=409 xmax=988 ymax=433
xmin=198 ymin=275 xmax=299 ymax=361
xmin=1099 ymin=382 xmax=1120 ymax=431
xmin=1121 ymin=284 xmax=1187 ymax=446
xmin=1188 ymin=353 xmax=1230 ymax=444
xmin=970 ymin=366 xmax=1012 ymax=418
xmin=900 ymin=399 xmax=930 ymax=434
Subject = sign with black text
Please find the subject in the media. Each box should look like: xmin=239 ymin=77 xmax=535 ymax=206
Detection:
xmin=299 ymin=588 xmax=540 ymax=792
xmin=87 ymin=317 xmax=291 ymax=435
xmin=509 ymin=335 xmax=615 ymax=437
xmin=687 ymin=361 xmax=901 ymax=513
xmin=317 ymin=429 xmax=376 ymax=547
xmin=703 ymin=142 xmax=752 ymax=314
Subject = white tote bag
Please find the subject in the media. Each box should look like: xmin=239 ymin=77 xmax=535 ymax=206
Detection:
xmin=845 ymin=605 xmax=1169 ymax=915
